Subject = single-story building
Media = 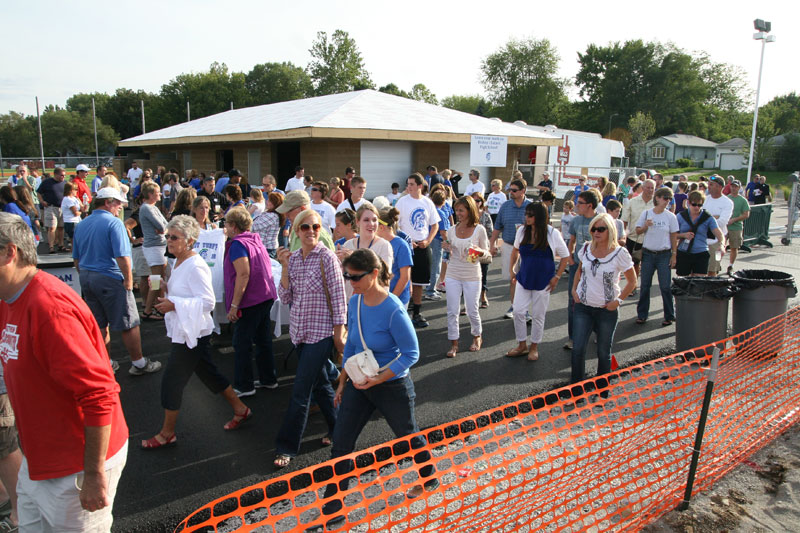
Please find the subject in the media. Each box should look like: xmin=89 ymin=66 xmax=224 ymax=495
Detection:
xmin=715 ymin=137 xmax=748 ymax=170
xmin=118 ymin=90 xmax=560 ymax=196
xmin=641 ymin=133 xmax=717 ymax=168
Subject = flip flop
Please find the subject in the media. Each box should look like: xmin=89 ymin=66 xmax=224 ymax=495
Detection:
xmin=321 ymin=436 xmax=332 ymax=446
xmin=224 ymin=407 xmax=253 ymax=430
xmin=469 ymin=336 xmax=482 ymax=352
xmin=527 ymin=347 xmax=539 ymax=361
xmin=505 ymin=346 xmax=528 ymax=357
xmin=141 ymin=433 xmax=177 ymax=450
xmin=635 ymin=318 xmax=647 ymax=325
xmin=446 ymin=346 xmax=458 ymax=358
xmin=662 ymin=319 xmax=674 ymax=327
xmin=142 ymin=311 xmax=165 ymax=321
xmin=274 ymin=454 xmax=292 ymax=469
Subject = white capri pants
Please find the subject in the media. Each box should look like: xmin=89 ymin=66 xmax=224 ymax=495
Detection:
xmin=142 ymin=245 xmax=167 ymax=267
xmin=512 ymin=285 xmax=551 ymax=344
xmin=445 ymin=278 xmax=482 ymax=340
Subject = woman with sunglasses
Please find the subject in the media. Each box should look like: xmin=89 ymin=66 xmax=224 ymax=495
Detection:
xmin=634 ymin=187 xmax=679 ymax=326
xmin=331 ymin=249 xmax=436 ymax=498
xmin=571 ymin=213 xmax=637 ymax=384
xmin=309 ymin=181 xmax=336 ymax=234
xmin=142 ymin=216 xmax=252 ymax=449
xmin=506 ymin=202 xmax=570 ymax=361
xmin=471 ymin=192 xmax=493 ymax=308
xmin=337 ymin=204 xmax=393 ymax=299
xmin=675 ymin=190 xmax=724 ymax=277
xmin=274 ymin=209 xmax=346 ymax=469
xmin=442 ymin=195 xmax=489 ymax=357
xmin=223 ymin=207 xmax=279 ymax=398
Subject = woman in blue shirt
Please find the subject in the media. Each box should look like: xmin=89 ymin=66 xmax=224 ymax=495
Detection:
xmin=377 ymin=207 xmax=413 ymax=306
xmin=331 ymin=249 xmax=436 ymax=497
xmin=675 ymin=190 xmax=724 ymax=276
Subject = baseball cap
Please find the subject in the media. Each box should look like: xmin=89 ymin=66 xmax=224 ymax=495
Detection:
xmin=275 ymin=190 xmax=310 ymax=214
xmin=709 ymin=176 xmax=725 ymax=187
xmin=731 ymin=180 xmax=742 ymax=187
xmin=96 ymin=187 xmax=128 ymax=205
xmin=76 ymin=164 xmax=91 ymax=172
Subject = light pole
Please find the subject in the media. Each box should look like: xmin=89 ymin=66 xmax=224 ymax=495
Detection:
xmin=746 ymin=19 xmax=776 ymax=183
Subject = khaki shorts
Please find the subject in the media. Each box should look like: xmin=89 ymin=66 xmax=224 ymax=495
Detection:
xmin=728 ymin=230 xmax=743 ymax=249
xmin=708 ymin=241 xmax=722 ymax=273
xmin=0 ymin=394 xmax=19 ymax=459
xmin=43 ymin=206 xmax=63 ymax=228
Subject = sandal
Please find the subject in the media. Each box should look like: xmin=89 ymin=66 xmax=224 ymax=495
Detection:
xmin=446 ymin=346 xmax=458 ymax=358
xmin=480 ymin=300 xmax=489 ymax=309
xmin=141 ymin=432 xmax=177 ymax=450
xmin=224 ymin=407 xmax=253 ymax=430
xmin=662 ymin=319 xmax=674 ymax=327
xmin=142 ymin=310 xmax=165 ymax=321
xmin=49 ymin=247 xmax=56 ymax=254
xmin=527 ymin=347 xmax=539 ymax=361
xmin=635 ymin=318 xmax=647 ymax=325
xmin=274 ymin=454 xmax=292 ymax=469
xmin=505 ymin=346 xmax=528 ymax=358
xmin=321 ymin=436 xmax=332 ymax=446
xmin=469 ymin=336 xmax=482 ymax=352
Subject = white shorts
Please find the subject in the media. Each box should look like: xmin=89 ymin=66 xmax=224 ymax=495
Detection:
xmin=131 ymin=246 xmax=150 ymax=277
xmin=142 ymin=245 xmax=167 ymax=267
xmin=17 ymin=441 xmax=127 ymax=532
xmin=500 ymin=241 xmax=517 ymax=281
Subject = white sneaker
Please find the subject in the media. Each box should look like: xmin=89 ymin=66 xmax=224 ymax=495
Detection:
xmin=503 ymin=307 xmax=514 ymax=319
xmin=110 ymin=360 xmax=120 ymax=373
xmin=254 ymin=380 xmax=279 ymax=390
xmin=128 ymin=357 xmax=162 ymax=376
xmin=234 ymin=388 xmax=256 ymax=398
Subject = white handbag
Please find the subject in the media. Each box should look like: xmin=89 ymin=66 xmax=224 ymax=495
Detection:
xmin=344 ymin=295 xmax=399 ymax=385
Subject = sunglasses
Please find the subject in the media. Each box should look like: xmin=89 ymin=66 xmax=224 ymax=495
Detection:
xmin=166 ymin=234 xmax=183 ymax=241
xmin=299 ymin=223 xmax=321 ymax=232
xmin=590 ymin=226 xmax=608 ymax=233
xmin=509 ymin=188 xmax=521 ymax=193
xmin=691 ymin=203 xmax=704 ymax=207
xmin=310 ymin=187 xmax=320 ymax=192
xmin=343 ymin=271 xmax=370 ymax=282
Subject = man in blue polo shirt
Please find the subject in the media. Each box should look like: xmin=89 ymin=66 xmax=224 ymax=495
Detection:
xmin=490 ymin=177 xmax=531 ymax=319
xmin=72 ymin=187 xmax=161 ymax=376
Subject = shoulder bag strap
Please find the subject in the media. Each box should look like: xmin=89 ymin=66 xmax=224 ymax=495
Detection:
xmin=320 ymin=255 xmax=333 ymax=316
xmin=356 ymin=295 xmax=369 ymax=352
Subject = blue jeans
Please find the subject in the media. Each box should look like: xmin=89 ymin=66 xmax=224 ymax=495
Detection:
xmin=571 ymin=303 xmax=619 ymax=383
xmin=275 ymin=337 xmax=337 ymax=457
xmin=232 ymin=300 xmax=276 ymax=392
xmin=637 ymin=250 xmax=675 ymax=321
xmin=425 ymin=238 xmax=444 ymax=295
xmin=567 ymin=262 xmax=579 ymax=340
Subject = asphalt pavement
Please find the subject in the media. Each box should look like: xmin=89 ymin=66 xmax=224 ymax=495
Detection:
xmin=80 ymin=200 xmax=799 ymax=532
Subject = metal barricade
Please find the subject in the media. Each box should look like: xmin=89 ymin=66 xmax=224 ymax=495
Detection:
xmin=740 ymin=203 xmax=773 ymax=252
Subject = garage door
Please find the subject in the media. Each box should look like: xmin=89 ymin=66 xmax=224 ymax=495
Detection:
xmin=450 ymin=143 xmax=490 ymax=196
xmin=360 ymin=141 xmax=413 ymax=200
xmin=719 ymin=153 xmax=745 ymax=171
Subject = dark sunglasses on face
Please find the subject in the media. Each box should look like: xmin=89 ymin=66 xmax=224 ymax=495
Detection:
xmin=343 ymin=271 xmax=369 ymax=282
xmin=299 ymin=223 xmax=321 ymax=232
xmin=310 ymin=188 xmax=320 ymax=192
xmin=590 ymin=226 xmax=608 ymax=233
xmin=509 ymin=188 xmax=521 ymax=193
xmin=166 ymin=234 xmax=183 ymax=241
xmin=691 ymin=203 xmax=704 ymax=207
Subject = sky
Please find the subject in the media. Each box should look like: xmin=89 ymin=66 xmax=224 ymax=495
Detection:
xmin=2 ymin=0 xmax=797 ymax=120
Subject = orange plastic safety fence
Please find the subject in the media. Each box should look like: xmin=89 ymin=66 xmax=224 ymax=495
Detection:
xmin=175 ymin=307 xmax=800 ymax=533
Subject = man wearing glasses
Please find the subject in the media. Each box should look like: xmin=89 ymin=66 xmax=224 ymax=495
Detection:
xmin=490 ymin=178 xmax=531 ymax=319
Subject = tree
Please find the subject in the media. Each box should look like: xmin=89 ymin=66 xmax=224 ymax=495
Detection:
xmin=40 ymin=107 xmax=118 ymax=156
xmin=245 ymin=62 xmax=312 ymax=106
xmin=409 ymin=83 xmax=438 ymax=105
xmin=774 ymin=133 xmax=800 ymax=171
xmin=308 ymin=30 xmax=374 ymax=95
xmin=759 ymin=92 xmax=800 ymax=135
xmin=480 ymin=37 xmax=567 ymax=125
xmin=0 ymin=112 xmax=38 ymax=156
xmin=378 ymin=83 xmax=410 ymax=98
xmin=441 ymin=95 xmax=492 ymax=117
xmin=157 ymin=62 xmax=248 ymax=126
xmin=628 ymin=112 xmax=656 ymax=166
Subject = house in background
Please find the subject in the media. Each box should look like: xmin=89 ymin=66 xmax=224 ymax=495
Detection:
xmin=641 ymin=133 xmax=717 ymax=168
xmin=715 ymin=137 xmax=748 ymax=170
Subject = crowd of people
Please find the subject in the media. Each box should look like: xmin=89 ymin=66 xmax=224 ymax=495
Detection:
xmin=0 ymin=160 xmax=771 ymax=529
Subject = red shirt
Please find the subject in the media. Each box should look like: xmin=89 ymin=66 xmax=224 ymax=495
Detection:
xmin=0 ymin=271 xmax=128 ymax=480
xmin=71 ymin=177 xmax=92 ymax=204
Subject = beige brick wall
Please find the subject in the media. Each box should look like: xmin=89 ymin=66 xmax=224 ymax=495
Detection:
xmin=413 ymin=142 xmax=449 ymax=174
xmin=300 ymin=140 xmax=359 ymax=180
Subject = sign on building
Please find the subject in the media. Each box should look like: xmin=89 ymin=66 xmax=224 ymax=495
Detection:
xmin=470 ymin=135 xmax=508 ymax=167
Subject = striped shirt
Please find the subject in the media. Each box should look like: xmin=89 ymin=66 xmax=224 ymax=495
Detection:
xmin=278 ymin=243 xmax=347 ymax=346
xmin=252 ymin=211 xmax=281 ymax=250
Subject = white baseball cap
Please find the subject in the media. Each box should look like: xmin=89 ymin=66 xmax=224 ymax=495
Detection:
xmin=75 ymin=164 xmax=91 ymax=172
xmin=96 ymin=187 xmax=128 ymax=205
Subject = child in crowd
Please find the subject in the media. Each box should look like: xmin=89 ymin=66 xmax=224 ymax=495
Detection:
xmin=387 ymin=182 xmax=402 ymax=206
xmin=248 ymin=188 xmax=266 ymax=217
xmin=674 ymin=182 xmax=689 ymax=214
xmin=424 ymin=189 xmax=450 ymax=300
xmin=60 ymin=181 xmax=83 ymax=251
xmin=486 ymin=179 xmax=507 ymax=224
xmin=560 ymin=200 xmax=575 ymax=243
xmin=606 ymin=199 xmax=627 ymax=246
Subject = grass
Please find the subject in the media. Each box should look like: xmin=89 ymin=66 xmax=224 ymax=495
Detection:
xmin=657 ymin=167 xmax=705 ymax=176
xmin=686 ymin=169 xmax=795 ymax=200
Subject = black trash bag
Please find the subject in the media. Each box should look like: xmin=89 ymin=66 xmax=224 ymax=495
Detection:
xmin=671 ymin=276 xmax=739 ymax=299
xmin=732 ymin=270 xmax=798 ymax=293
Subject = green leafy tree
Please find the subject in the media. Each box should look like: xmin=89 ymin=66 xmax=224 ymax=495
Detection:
xmin=0 ymin=112 xmax=38 ymax=156
xmin=245 ymin=62 xmax=312 ymax=106
xmin=441 ymin=94 xmax=492 ymax=116
xmin=40 ymin=106 xmax=118 ymax=156
xmin=378 ymin=83 xmax=410 ymax=98
xmin=308 ymin=30 xmax=374 ymax=95
xmin=759 ymin=92 xmax=800 ymax=134
xmin=480 ymin=37 xmax=567 ymax=125
xmin=628 ymin=112 xmax=656 ymax=166
xmin=409 ymin=83 xmax=438 ymax=105
xmin=774 ymin=133 xmax=800 ymax=171
xmin=157 ymin=62 xmax=248 ymax=126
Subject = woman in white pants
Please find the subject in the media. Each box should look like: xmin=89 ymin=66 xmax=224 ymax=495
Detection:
xmin=443 ymin=196 xmax=489 ymax=357
xmin=506 ymin=202 xmax=570 ymax=361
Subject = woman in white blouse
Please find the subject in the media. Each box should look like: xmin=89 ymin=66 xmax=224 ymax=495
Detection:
xmin=571 ymin=213 xmax=637 ymax=384
xmin=337 ymin=203 xmax=393 ymax=300
xmin=142 ymin=216 xmax=252 ymax=449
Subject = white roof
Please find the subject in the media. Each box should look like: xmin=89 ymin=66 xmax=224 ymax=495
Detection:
xmin=119 ymin=90 xmax=561 ymax=147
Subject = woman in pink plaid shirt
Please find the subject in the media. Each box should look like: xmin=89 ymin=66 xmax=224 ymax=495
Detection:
xmin=274 ymin=210 xmax=347 ymax=469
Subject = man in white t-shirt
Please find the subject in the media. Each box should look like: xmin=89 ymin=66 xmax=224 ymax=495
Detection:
xmin=309 ymin=181 xmax=336 ymax=234
xmin=126 ymin=162 xmax=143 ymax=187
xmin=703 ymin=175 xmax=733 ymax=276
xmin=486 ymin=179 xmax=507 ymax=222
xmin=386 ymin=183 xmax=402 ymax=206
xmin=336 ymin=176 xmax=369 ymax=213
xmin=463 ymin=169 xmax=486 ymax=197
xmin=284 ymin=166 xmax=305 ymax=192
xmin=396 ymin=173 xmax=439 ymax=329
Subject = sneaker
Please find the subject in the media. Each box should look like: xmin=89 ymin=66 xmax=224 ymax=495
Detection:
xmin=0 ymin=498 xmax=10 ymax=519
xmin=563 ymin=340 xmax=573 ymax=350
xmin=234 ymin=388 xmax=256 ymax=398
xmin=435 ymin=282 xmax=446 ymax=292
xmin=412 ymin=315 xmax=429 ymax=328
xmin=503 ymin=307 xmax=514 ymax=319
xmin=254 ymin=380 xmax=279 ymax=390
xmin=0 ymin=516 xmax=16 ymax=533
xmin=110 ymin=359 xmax=120 ymax=373
xmin=423 ymin=292 xmax=442 ymax=301
xmin=128 ymin=357 xmax=162 ymax=376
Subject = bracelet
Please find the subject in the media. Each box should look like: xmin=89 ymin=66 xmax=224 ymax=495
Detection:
xmin=230 ymin=304 xmax=239 ymax=309
xmin=616 ymin=297 xmax=624 ymax=304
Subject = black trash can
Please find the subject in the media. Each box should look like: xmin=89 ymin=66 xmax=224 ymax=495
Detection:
xmin=731 ymin=270 xmax=797 ymax=334
xmin=671 ymin=277 xmax=737 ymax=352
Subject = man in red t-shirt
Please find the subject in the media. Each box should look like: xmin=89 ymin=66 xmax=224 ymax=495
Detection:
xmin=72 ymin=164 xmax=93 ymax=209
xmin=0 ymin=212 xmax=129 ymax=530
